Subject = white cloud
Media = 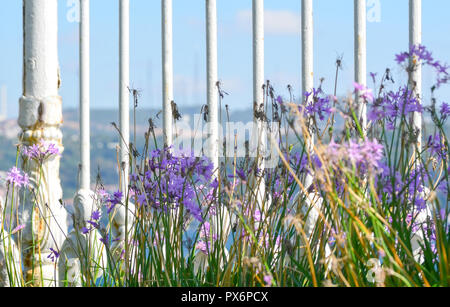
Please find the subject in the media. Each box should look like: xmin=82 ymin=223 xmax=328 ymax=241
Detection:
xmin=236 ymin=10 xmax=301 ymax=35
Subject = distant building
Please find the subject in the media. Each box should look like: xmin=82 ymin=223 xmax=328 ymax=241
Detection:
xmin=0 ymin=120 xmax=20 ymax=140
xmin=0 ymin=85 xmax=6 ymax=122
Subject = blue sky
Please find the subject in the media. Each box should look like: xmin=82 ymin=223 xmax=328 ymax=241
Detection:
xmin=1 ymin=0 xmax=450 ymax=118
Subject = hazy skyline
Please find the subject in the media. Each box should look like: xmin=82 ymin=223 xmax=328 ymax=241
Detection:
xmin=1 ymin=0 xmax=450 ymax=118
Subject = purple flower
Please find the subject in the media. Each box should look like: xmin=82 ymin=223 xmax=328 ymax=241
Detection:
xmin=184 ymin=199 xmax=203 ymax=222
xmin=438 ymin=180 xmax=448 ymax=194
xmin=370 ymin=72 xmax=377 ymax=84
xmin=48 ymin=248 xmax=60 ymax=263
xmin=312 ymin=155 xmax=323 ymax=169
xmin=132 ymin=147 xmax=214 ymax=222
xmin=210 ymin=178 xmax=219 ymax=190
xmin=301 ymin=88 xmax=333 ymax=121
xmin=276 ymin=96 xmax=283 ymax=104
xmin=414 ymin=197 xmax=427 ymax=212
xmin=96 ymin=188 xmax=109 ymax=200
xmin=82 ymin=210 xmax=101 ymax=234
xmin=395 ymin=52 xmax=410 ymax=64
xmin=441 ymin=102 xmax=450 ymax=120
xmin=6 ymin=167 xmax=29 ymax=188
xmin=264 ymin=275 xmax=273 ymax=287
xmin=22 ymin=139 xmax=60 ymax=162
xmin=368 ymin=87 xmax=423 ymax=129
xmin=11 ymin=224 xmax=25 ymax=234
xmin=130 ymin=173 xmax=139 ymax=182
xmin=236 ymin=169 xmax=247 ymax=181
xmin=410 ymin=44 xmax=434 ymax=63
xmin=91 ymin=210 xmax=101 ymax=221
xmin=107 ymin=191 xmax=123 ymax=214
xmin=396 ymin=45 xmax=449 ymax=87
xmin=6 ymin=167 xmax=22 ymax=186
xmin=199 ymin=222 xmax=211 ymax=239
xmin=347 ymin=141 xmax=363 ymax=164
xmin=87 ymin=220 xmax=100 ymax=229
xmin=136 ymin=193 xmax=148 ymax=206
xmin=353 ymin=82 xmax=374 ymax=102
xmin=439 ymin=209 xmax=448 ymax=221
xmin=100 ymin=234 xmax=110 ymax=245
xmin=327 ymin=140 xmax=341 ymax=157
xmin=427 ymin=133 xmax=447 ymax=160
xmin=254 ymin=209 xmax=262 ymax=223
xmin=361 ymin=139 xmax=384 ymax=168
xmin=326 ymin=139 xmax=384 ymax=174
xmin=196 ymin=241 xmax=209 ymax=255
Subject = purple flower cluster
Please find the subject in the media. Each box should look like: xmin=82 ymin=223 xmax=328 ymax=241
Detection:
xmin=228 ymin=168 xmax=247 ymax=182
xmin=396 ymin=44 xmax=449 ymax=87
xmin=301 ymin=88 xmax=333 ymax=121
xmin=131 ymin=147 xmax=214 ymax=222
xmin=426 ymin=133 xmax=448 ymax=161
xmin=440 ymin=102 xmax=450 ymax=120
xmin=6 ymin=167 xmax=29 ymax=188
xmin=353 ymin=82 xmax=374 ymax=102
xmin=309 ymin=139 xmax=384 ymax=195
xmin=82 ymin=210 xmax=101 ymax=235
xmin=264 ymin=275 xmax=273 ymax=287
xmin=11 ymin=224 xmax=25 ymax=235
xmin=368 ymin=87 xmax=423 ymax=130
xmin=48 ymin=248 xmax=60 ymax=263
xmin=195 ymin=221 xmax=218 ymax=255
xmin=326 ymin=139 xmax=384 ymax=171
xmin=234 ymin=201 xmax=282 ymax=251
xmin=22 ymin=139 xmax=60 ymax=162
xmin=106 ymin=191 xmax=123 ymax=214
xmin=328 ymin=228 xmax=347 ymax=248
xmin=376 ymin=164 xmax=430 ymax=213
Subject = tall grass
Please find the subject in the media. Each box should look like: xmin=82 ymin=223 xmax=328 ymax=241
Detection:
xmin=0 ymin=45 xmax=448 ymax=287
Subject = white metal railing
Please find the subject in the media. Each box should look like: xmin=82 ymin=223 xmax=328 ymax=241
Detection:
xmin=119 ymin=0 xmax=130 ymax=190
xmin=410 ymin=0 xmax=422 ymax=150
xmin=302 ymin=0 xmax=314 ymax=190
xmin=79 ymin=0 xmax=90 ymax=191
xmin=110 ymin=0 xmax=421 ymax=180
xmin=206 ymin=0 xmax=219 ymax=174
xmin=355 ymin=0 xmax=367 ymax=132
xmin=162 ymin=0 xmax=174 ymax=147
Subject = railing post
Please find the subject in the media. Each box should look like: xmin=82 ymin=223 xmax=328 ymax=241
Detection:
xmin=252 ymin=0 xmax=265 ymax=206
xmin=302 ymin=0 xmax=314 ymax=189
xmin=119 ymin=0 xmax=130 ymax=189
xmin=162 ymin=0 xmax=174 ymax=147
xmin=409 ymin=0 xmax=422 ymax=150
xmin=80 ymin=0 xmax=90 ymax=191
xmin=206 ymin=0 xmax=219 ymax=174
xmin=302 ymin=0 xmax=314 ymax=99
xmin=355 ymin=0 xmax=367 ymax=133
xmin=19 ymin=0 xmax=67 ymax=286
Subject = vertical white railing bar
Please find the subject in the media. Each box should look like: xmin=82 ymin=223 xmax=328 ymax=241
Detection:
xmin=253 ymin=0 xmax=264 ymax=110
xmin=119 ymin=0 xmax=130 ymax=190
xmin=21 ymin=0 xmax=67 ymax=286
xmin=80 ymin=0 xmax=90 ymax=190
xmin=206 ymin=0 xmax=219 ymax=173
xmin=302 ymin=0 xmax=314 ymax=189
xmin=409 ymin=0 xmax=422 ymax=150
xmin=162 ymin=0 xmax=174 ymax=147
xmin=252 ymin=0 xmax=265 ymax=205
xmin=302 ymin=0 xmax=314 ymax=99
xmin=354 ymin=0 xmax=367 ymax=134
